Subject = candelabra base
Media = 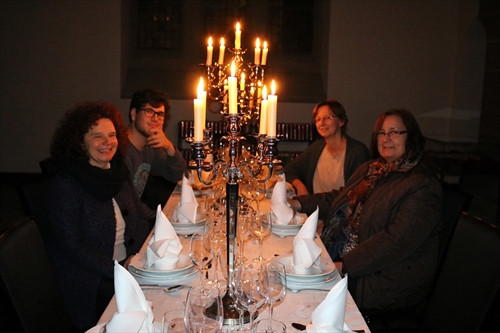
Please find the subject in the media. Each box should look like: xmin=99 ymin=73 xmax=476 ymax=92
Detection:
xmin=205 ymin=291 xmax=257 ymax=326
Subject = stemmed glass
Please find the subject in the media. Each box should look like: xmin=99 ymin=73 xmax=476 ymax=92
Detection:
xmin=185 ymin=286 xmax=223 ymax=333
xmin=251 ymin=181 xmax=266 ymax=215
xmin=253 ymin=212 xmax=272 ymax=263
xmin=190 ymin=233 xmax=213 ymax=294
xmin=262 ymin=262 xmax=287 ymax=330
xmin=240 ymin=178 xmax=254 ymax=208
xmin=234 ymin=264 xmax=267 ymax=331
xmin=205 ymin=226 xmax=227 ymax=293
xmin=236 ymin=206 xmax=253 ymax=265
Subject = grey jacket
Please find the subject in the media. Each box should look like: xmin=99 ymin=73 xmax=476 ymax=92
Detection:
xmin=284 ymin=136 xmax=369 ymax=193
xmin=297 ymin=160 xmax=442 ymax=311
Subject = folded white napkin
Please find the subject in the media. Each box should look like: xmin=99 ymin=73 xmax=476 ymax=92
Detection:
xmin=306 ymin=275 xmax=350 ymax=333
xmin=291 ymin=207 xmax=322 ymax=274
xmin=147 ymin=205 xmax=183 ymax=270
xmin=105 ymin=261 xmax=154 ymax=333
xmin=173 ymin=175 xmax=199 ymax=223
xmin=271 ymin=174 xmax=294 ymax=225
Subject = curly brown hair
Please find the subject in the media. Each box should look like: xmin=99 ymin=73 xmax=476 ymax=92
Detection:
xmin=50 ymin=101 xmax=128 ymax=162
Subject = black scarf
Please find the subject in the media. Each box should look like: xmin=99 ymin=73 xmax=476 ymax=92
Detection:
xmin=59 ymin=157 xmax=130 ymax=202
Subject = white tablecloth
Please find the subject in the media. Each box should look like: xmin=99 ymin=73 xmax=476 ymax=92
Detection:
xmin=94 ymin=190 xmax=371 ymax=332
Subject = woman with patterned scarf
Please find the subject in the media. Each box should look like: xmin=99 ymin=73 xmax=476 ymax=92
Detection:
xmin=289 ymin=109 xmax=442 ymax=327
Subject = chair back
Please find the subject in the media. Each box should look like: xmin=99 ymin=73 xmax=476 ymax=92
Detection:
xmin=423 ymin=212 xmax=500 ymax=332
xmin=438 ymin=184 xmax=472 ymax=269
xmin=18 ymin=177 xmax=51 ymax=240
xmin=0 ymin=217 xmax=75 ymax=332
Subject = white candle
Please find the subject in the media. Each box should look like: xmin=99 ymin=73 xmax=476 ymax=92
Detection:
xmin=193 ymin=98 xmax=203 ymax=141
xmin=254 ymin=38 xmax=261 ymax=65
xmin=206 ymin=37 xmax=213 ymax=65
xmin=218 ymin=38 xmax=225 ymax=64
xmin=261 ymin=41 xmax=268 ymax=65
xmin=235 ymin=22 xmax=241 ymax=49
xmin=228 ymin=62 xmax=238 ymax=114
xmin=259 ymin=86 xmax=268 ymax=135
xmin=268 ymin=80 xmax=277 ymax=136
xmin=197 ymin=78 xmax=206 ymax=132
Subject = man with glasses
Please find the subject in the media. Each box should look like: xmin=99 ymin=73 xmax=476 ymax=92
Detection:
xmin=126 ymin=88 xmax=186 ymax=216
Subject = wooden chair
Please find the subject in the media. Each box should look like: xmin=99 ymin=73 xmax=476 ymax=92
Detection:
xmin=422 ymin=212 xmax=500 ymax=332
xmin=0 ymin=217 xmax=76 ymax=332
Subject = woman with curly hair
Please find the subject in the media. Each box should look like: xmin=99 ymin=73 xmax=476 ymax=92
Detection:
xmin=46 ymin=101 xmax=150 ymax=331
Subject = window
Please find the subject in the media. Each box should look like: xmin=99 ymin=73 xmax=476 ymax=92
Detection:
xmin=122 ymin=0 xmax=327 ymax=102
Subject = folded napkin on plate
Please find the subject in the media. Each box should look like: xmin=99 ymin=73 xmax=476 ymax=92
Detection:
xmin=105 ymin=261 xmax=154 ymax=333
xmin=271 ymin=174 xmax=295 ymax=225
xmin=291 ymin=207 xmax=322 ymax=274
xmin=147 ymin=205 xmax=183 ymax=270
xmin=173 ymin=175 xmax=199 ymax=223
xmin=306 ymin=275 xmax=350 ymax=333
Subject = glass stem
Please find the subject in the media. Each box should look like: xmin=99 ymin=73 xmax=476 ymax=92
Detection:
xmin=268 ymin=303 xmax=274 ymax=329
xmin=259 ymin=238 xmax=263 ymax=261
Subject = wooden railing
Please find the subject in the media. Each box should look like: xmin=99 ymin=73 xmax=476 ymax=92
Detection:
xmin=178 ymin=120 xmax=315 ymax=165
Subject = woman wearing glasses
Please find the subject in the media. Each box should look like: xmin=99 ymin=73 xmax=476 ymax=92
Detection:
xmin=289 ymin=109 xmax=442 ymax=327
xmin=284 ymin=99 xmax=369 ymax=196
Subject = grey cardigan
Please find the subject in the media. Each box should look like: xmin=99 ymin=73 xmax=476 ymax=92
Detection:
xmin=284 ymin=135 xmax=369 ymax=193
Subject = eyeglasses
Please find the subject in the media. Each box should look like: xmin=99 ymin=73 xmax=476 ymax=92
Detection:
xmin=314 ymin=115 xmax=337 ymax=123
xmin=376 ymin=130 xmax=408 ymax=138
xmin=139 ymin=108 xmax=165 ymax=119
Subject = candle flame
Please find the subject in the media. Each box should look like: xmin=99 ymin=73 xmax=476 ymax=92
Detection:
xmin=262 ymin=85 xmax=268 ymax=100
xmin=256 ymin=38 xmax=260 ymax=48
xmin=236 ymin=22 xmax=240 ymax=32
xmin=271 ymin=80 xmax=276 ymax=95
xmin=263 ymin=41 xmax=268 ymax=49
xmin=241 ymin=73 xmax=245 ymax=80
xmin=197 ymin=78 xmax=204 ymax=97
xmin=220 ymin=37 xmax=224 ymax=46
xmin=231 ymin=62 xmax=236 ymax=77
xmin=208 ymin=37 xmax=212 ymax=46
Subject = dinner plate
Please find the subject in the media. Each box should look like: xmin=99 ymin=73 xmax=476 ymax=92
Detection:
xmin=170 ymin=212 xmax=207 ymax=226
xmin=271 ymin=254 xmax=337 ymax=283
xmin=129 ymin=253 xmax=194 ymax=278
xmin=286 ymin=273 xmax=340 ymax=293
xmin=129 ymin=266 xmax=197 ymax=282
xmin=271 ymin=212 xmax=307 ymax=230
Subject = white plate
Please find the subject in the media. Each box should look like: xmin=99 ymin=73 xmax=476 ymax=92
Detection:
xmin=129 ymin=266 xmax=197 ymax=282
xmin=271 ymin=212 xmax=307 ymax=230
xmin=170 ymin=213 xmax=207 ymax=227
xmin=286 ymin=274 xmax=340 ymax=292
xmin=272 ymin=229 xmax=300 ymax=238
xmin=129 ymin=253 xmax=194 ymax=277
xmin=271 ymin=254 xmax=337 ymax=283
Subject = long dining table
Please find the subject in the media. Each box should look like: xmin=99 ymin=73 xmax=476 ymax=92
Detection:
xmin=93 ymin=185 xmax=371 ymax=332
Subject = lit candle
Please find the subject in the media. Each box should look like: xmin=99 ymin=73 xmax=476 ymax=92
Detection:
xmin=206 ymin=37 xmax=213 ymax=65
xmin=259 ymin=86 xmax=268 ymax=135
xmin=218 ymin=38 xmax=225 ymax=64
xmin=228 ymin=62 xmax=238 ymax=114
xmin=261 ymin=41 xmax=268 ymax=65
xmin=197 ymin=78 xmax=206 ymax=131
xmin=235 ymin=22 xmax=241 ymax=49
xmin=268 ymin=80 xmax=278 ymax=136
xmin=240 ymin=73 xmax=245 ymax=91
xmin=254 ymin=38 xmax=261 ymax=65
xmin=193 ymin=98 xmax=203 ymax=141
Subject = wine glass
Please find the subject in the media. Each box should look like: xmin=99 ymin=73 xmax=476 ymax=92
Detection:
xmin=233 ymin=265 xmax=267 ymax=331
xmin=236 ymin=206 xmax=253 ymax=265
xmin=251 ymin=181 xmax=266 ymax=215
xmin=185 ymin=286 xmax=223 ymax=333
xmin=205 ymin=227 xmax=227 ymax=293
xmin=190 ymin=233 xmax=213 ymax=294
xmin=240 ymin=178 xmax=254 ymax=208
xmin=253 ymin=212 xmax=272 ymax=263
xmin=262 ymin=262 xmax=287 ymax=328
